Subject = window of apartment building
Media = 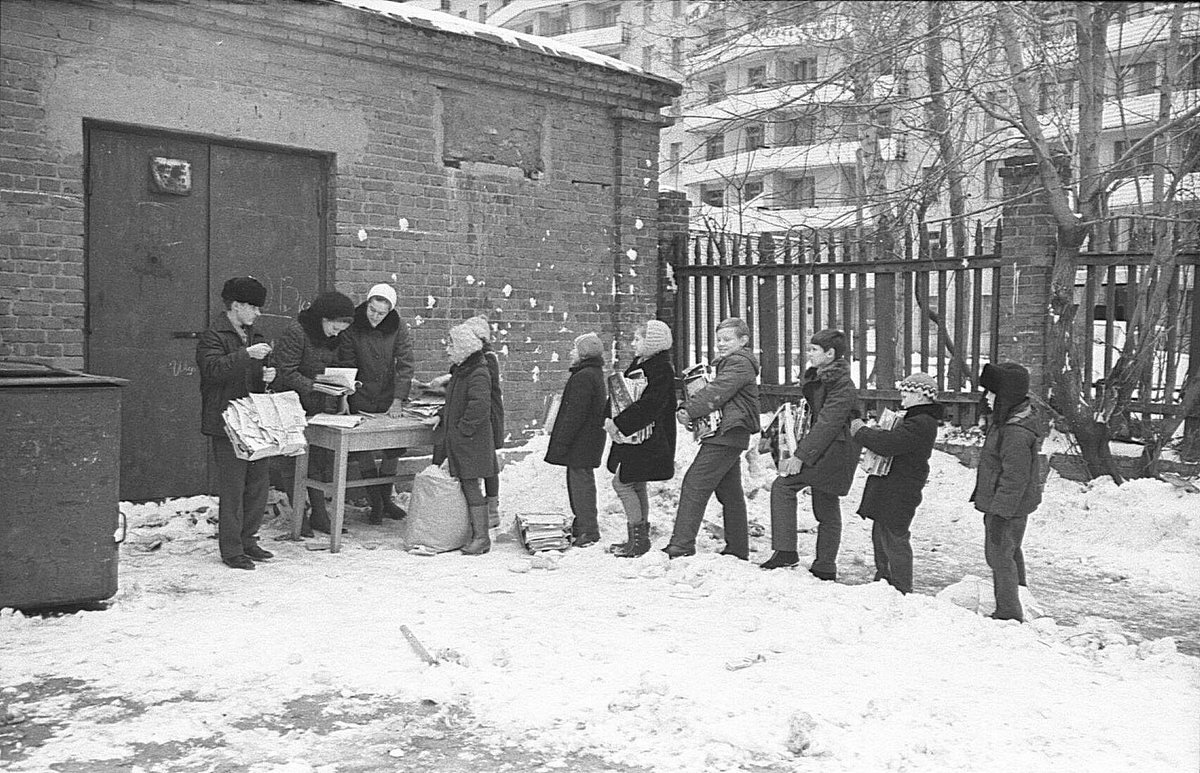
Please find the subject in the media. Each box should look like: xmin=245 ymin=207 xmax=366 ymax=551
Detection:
xmin=1038 ymin=78 xmax=1076 ymax=112
xmin=1114 ymin=138 xmax=1154 ymax=176
xmin=1118 ymin=61 xmax=1157 ymax=98
xmin=745 ymin=124 xmax=765 ymax=151
xmin=706 ymin=77 xmax=726 ymax=104
xmin=840 ymin=166 xmax=858 ymax=201
xmin=502 ymin=0 xmax=511 ymax=6
xmin=983 ymin=159 xmax=1000 ymax=199
xmin=983 ymin=91 xmax=1009 ymax=132
xmin=705 ymin=133 xmax=725 ymax=161
xmin=701 ymin=187 xmax=725 ymax=207
xmin=742 ymin=180 xmax=764 ymax=203
xmin=600 ymin=6 xmax=619 ymax=26
xmin=706 ymin=23 xmax=726 ymax=48
xmin=747 ymin=65 xmax=767 ymax=88
xmin=921 ymin=165 xmax=941 ymax=198
xmin=1181 ymin=45 xmax=1200 ymax=90
xmin=671 ymin=38 xmax=682 ymax=69
xmin=672 ymin=0 xmax=683 ymax=17
xmin=785 ymin=176 xmax=816 ymax=208
xmin=782 ymin=115 xmax=817 ymax=146
xmin=439 ymin=0 xmax=450 ymax=10
xmin=546 ymin=12 xmax=568 ymax=35
xmin=478 ymin=4 xmax=487 ymax=22
xmin=787 ymin=58 xmax=818 ymax=82
xmin=643 ymin=46 xmax=655 ymax=70
xmin=668 ymin=142 xmax=682 ymax=170
xmin=871 ymin=108 xmax=893 ymax=139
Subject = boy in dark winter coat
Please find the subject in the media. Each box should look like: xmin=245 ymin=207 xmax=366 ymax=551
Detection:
xmin=196 ymin=277 xmax=277 ymax=570
xmin=545 ymin=332 xmax=609 ymax=547
xmin=665 ymin=317 xmax=761 ymax=560
xmin=972 ymin=362 xmax=1043 ymax=622
xmin=274 ymin=291 xmax=356 ymax=534
xmin=849 ymin=372 xmax=943 ymax=594
xmin=433 ymin=323 xmax=498 ymax=555
xmin=465 ymin=315 xmax=505 ymax=528
xmin=761 ymin=329 xmax=860 ymax=580
xmin=605 ymin=319 xmax=677 ymax=558
xmin=337 ymin=282 xmax=414 ymax=524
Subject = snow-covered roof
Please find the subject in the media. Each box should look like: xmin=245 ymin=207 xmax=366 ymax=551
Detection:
xmin=326 ymin=0 xmax=674 ymax=84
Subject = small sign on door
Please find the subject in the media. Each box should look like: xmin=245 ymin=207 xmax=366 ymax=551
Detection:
xmin=150 ymin=157 xmax=191 ymax=195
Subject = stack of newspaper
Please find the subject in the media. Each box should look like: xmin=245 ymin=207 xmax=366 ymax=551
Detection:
xmin=222 ymin=391 xmax=308 ymax=460
xmin=515 ymin=512 xmax=571 ymax=553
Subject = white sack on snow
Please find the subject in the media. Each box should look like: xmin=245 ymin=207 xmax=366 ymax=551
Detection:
xmin=402 ymin=463 xmax=470 ymax=552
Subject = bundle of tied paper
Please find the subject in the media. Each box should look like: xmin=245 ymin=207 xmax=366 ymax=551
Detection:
xmin=222 ymin=391 xmax=308 ymax=460
xmin=515 ymin=512 xmax=572 ymax=553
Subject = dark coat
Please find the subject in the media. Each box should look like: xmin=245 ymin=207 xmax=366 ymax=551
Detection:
xmin=545 ymin=355 xmax=607 ymax=468
xmin=196 ymin=314 xmax=270 ymax=437
xmin=274 ymin=309 xmax=343 ymax=415
xmin=432 ymin=350 xmax=498 ymax=480
xmin=482 ymin=344 xmax=505 ymax=448
xmin=606 ymin=350 xmax=677 ymax=483
xmin=971 ymin=402 xmax=1043 ymax=518
xmin=337 ymin=302 xmax=414 ymax=413
xmin=855 ymin=402 xmax=944 ymax=528
xmin=682 ymin=348 xmax=761 ymax=449
xmin=793 ymin=358 xmax=861 ymax=496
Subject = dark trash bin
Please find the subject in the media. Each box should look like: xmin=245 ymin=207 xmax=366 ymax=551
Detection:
xmin=0 ymin=360 xmax=128 ymax=610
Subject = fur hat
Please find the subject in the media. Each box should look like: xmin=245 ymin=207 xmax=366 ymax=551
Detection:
xmin=221 ymin=276 xmax=267 ymax=307
xmin=308 ymin=291 xmax=356 ymax=322
xmin=897 ymin=372 xmax=939 ymax=400
xmin=573 ymin=332 xmax=604 ymax=360
xmin=448 ymin=323 xmax=483 ymax=355
xmin=979 ymin=362 xmax=1030 ymax=400
xmin=642 ymin=320 xmax=673 ymax=355
xmin=367 ymin=283 xmax=397 ymax=311
xmin=464 ymin=315 xmax=492 ymax=342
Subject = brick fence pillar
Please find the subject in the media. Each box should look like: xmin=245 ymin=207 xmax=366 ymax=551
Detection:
xmin=997 ymin=155 xmax=1059 ymax=399
xmin=657 ymin=190 xmax=688 ymax=364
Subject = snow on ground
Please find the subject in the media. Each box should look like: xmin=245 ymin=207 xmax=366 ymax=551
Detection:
xmin=2 ymin=429 xmax=1198 ymax=772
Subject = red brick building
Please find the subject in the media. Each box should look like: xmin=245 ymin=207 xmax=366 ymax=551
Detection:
xmin=0 ymin=0 xmax=679 ymax=498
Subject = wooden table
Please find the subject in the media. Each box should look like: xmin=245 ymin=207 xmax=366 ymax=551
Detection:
xmin=290 ymin=415 xmax=435 ymax=552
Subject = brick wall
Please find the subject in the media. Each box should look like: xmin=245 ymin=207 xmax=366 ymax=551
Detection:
xmin=0 ymin=0 xmax=679 ymax=440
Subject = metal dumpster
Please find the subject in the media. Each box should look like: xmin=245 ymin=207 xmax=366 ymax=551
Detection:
xmin=0 ymin=360 xmax=128 ymax=609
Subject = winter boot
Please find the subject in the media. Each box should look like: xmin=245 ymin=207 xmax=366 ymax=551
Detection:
xmin=613 ymin=522 xmax=650 ymax=558
xmin=300 ymin=508 xmax=315 ymax=538
xmin=486 ymin=495 xmax=501 ymax=529
xmin=378 ymin=486 xmax=407 ymax=520
xmin=308 ymin=488 xmax=332 ymax=533
xmin=461 ymin=504 xmax=492 ymax=555
xmin=365 ymin=487 xmax=384 ymax=525
xmin=759 ymin=551 xmax=799 ymax=570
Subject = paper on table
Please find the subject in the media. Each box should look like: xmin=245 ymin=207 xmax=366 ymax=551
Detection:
xmin=308 ymin=413 xmax=365 ymax=428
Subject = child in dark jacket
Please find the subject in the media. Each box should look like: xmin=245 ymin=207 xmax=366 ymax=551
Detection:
xmin=605 ymin=319 xmax=677 ymax=558
xmin=665 ymin=317 xmax=761 ymax=560
xmin=545 ymin=333 xmax=609 ymax=547
xmin=972 ymin=362 xmax=1043 ymax=622
xmin=760 ymin=329 xmax=860 ymax=580
xmin=849 ymin=372 xmax=943 ymax=594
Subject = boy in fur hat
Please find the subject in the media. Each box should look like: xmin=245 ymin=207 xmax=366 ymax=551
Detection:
xmin=545 ymin=332 xmax=609 ymax=547
xmin=972 ymin=362 xmax=1044 ymax=622
xmin=849 ymin=372 xmax=943 ymax=594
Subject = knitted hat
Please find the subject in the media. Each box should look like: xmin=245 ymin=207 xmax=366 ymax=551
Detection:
xmin=464 ymin=315 xmax=492 ymax=342
xmin=221 ymin=276 xmax=267 ymax=307
xmin=308 ymin=291 xmax=356 ymax=322
xmin=367 ymin=283 xmax=397 ymax=311
xmin=448 ymin=323 xmax=483 ymax=355
xmin=897 ymin=372 xmax=938 ymax=400
xmin=642 ymin=320 xmax=673 ymax=355
xmin=574 ymin=332 xmax=603 ymax=359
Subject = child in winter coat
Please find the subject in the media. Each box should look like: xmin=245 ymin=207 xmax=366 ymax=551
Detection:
xmin=664 ymin=317 xmax=761 ymax=560
xmin=604 ymin=320 xmax=677 ymax=558
xmin=849 ymin=372 xmax=943 ymax=594
xmin=545 ymin=332 xmax=609 ymax=547
xmin=432 ymin=323 xmax=498 ymax=555
xmin=464 ymin=315 xmax=505 ymax=528
xmin=760 ymin=329 xmax=860 ymax=580
xmin=972 ymin=362 xmax=1043 ymax=622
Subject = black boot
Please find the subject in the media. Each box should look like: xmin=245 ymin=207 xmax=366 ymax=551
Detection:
xmin=613 ymin=522 xmax=650 ymax=558
xmin=365 ymin=487 xmax=384 ymax=525
xmin=759 ymin=551 xmax=799 ymax=570
xmin=377 ymin=486 xmax=407 ymax=520
xmin=461 ymin=504 xmax=491 ymax=555
xmin=309 ymin=489 xmax=347 ymax=535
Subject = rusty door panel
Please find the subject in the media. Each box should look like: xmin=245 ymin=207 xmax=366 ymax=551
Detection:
xmin=209 ymin=146 xmax=325 ymax=345
xmin=87 ymin=129 xmax=211 ymax=500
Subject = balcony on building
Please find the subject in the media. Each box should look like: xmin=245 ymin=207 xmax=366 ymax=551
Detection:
xmin=681 ymin=139 xmax=903 ymax=189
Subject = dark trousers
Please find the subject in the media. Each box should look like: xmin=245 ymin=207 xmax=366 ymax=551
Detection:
xmin=484 ymin=473 xmax=499 ymax=498
xmin=770 ymin=475 xmax=841 ymax=575
xmin=669 ymin=444 xmax=748 ymax=558
xmin=871 ymin=520 xmax=913 ymax=594
xmin=212 ymin=436 xmax=271 ymax=560
xmin=459 ymin=477 xmax=485 ymax=507
xmin=567 ymin=467 xmax=598 ymax=536
xmin=984 ymin=513 xmax=1028 ymax=621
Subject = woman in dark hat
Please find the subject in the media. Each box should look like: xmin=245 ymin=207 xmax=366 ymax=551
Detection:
xmin=971 ymin=362 xmax=1044 ymax=622
xmin=275 ymin=290 xmax=356 ymax=534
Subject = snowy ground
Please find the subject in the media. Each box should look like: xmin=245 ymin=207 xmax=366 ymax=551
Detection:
xmin=2 ymin=429 xmax=1198 ymax=772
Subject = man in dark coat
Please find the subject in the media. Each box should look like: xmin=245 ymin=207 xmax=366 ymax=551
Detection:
xmin=972 ymin=362 xmax=1044 ymax=622
xmin=761 ymin=329 xmax=860 ymax=580
xmin=605 ymin=320 xmax=677 ymax=557
xmin=337 ymin=282 xmax=414 ymax=523
xmin=850 ymin=372 xmax=944 ymax=594
xmin=433 ymin=323 xmax=498 ymax=555
xmin=545 ymin=332 xmax=608 ymax=547
xmin=196 ymin=277 xmax=275 ymax=570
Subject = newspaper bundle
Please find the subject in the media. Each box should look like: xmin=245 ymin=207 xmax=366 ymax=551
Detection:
xmin=761 ymin=400 xmax=811 ymax=475
xmin=222 ymin=391 xmax=308 ymax=461
xmin=680 ymin=362 xmax=721 ymax=441
xmin=515 ymin=512 xmax=572 ymax=553
xmin=859 ymin=408 xmax=902 ymax=476
xmin=607 ymin=372 xmax=652 ymax=444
